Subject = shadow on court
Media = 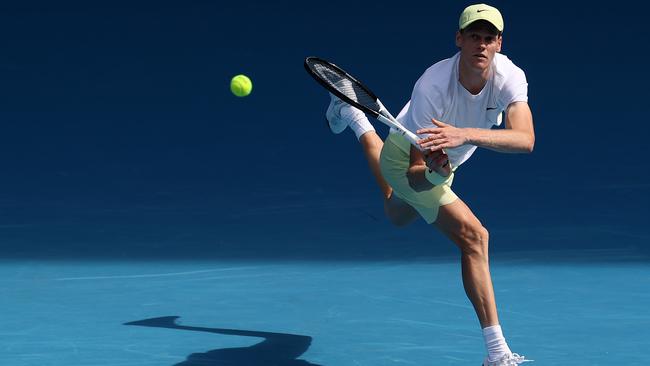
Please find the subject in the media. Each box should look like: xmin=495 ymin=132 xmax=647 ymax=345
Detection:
xmin=124 ymin=316 xmax=322 ymax=366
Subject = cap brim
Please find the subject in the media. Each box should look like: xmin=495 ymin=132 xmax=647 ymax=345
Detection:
xmin=460 ymin=18 xmax=503 ymax=32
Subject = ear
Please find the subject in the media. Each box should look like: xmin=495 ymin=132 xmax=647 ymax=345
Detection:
xmin=455 ymin=31 xmax=462 ymax=48
xmin=496 ymin=34 xmax=502 ymax=53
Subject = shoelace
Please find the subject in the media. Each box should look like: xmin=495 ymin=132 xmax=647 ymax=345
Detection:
xmin=489 ymin=353 xmax=534 ymax=365
xmin=507 ymin=353 xmax=534 ymax=365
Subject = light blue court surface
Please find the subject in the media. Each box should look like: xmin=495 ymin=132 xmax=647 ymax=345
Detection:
xmin=1 ymin=2 xmax=648 ymax=365
xmin=2 ymin=253 xmax=648 ymax=366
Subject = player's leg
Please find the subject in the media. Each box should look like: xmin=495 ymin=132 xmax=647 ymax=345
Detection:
xmin=327 ymin=94 xmax=418 ymax=226
xmin=358 ymin=132 xmax=418 ymax=226
xmin=434 ymin=198 xmax=533 ymax=365
xmin=358 ymin=132 xmax=391 ymax=199
xmin=434 ymin=198 xmax=498 ymax=327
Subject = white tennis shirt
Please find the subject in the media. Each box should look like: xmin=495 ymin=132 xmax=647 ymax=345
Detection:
xmin=395 ymin=52 xmax=528 ymax=168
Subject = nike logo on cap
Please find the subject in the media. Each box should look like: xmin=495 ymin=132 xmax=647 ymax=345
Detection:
xmin=477 ymin=9 xmax=489 ymax=12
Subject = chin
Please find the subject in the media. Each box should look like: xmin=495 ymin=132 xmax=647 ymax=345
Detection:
xmin=471 ymin=60 xmax=490 ymax=72
xmin=468 ymin=55 xmax=488 ymax=66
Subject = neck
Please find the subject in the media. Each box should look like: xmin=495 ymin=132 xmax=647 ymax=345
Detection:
xmin=458 ymin=57 xmax=491 ymax=95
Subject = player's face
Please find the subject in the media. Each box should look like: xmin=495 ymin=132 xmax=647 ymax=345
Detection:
xmin=456 ymin=27 xmax=502 ymax=72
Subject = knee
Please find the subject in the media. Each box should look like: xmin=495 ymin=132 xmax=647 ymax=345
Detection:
xmin=385 ymin=207 xmax=413 ymax=227
xmin=456 ymin=223 xmax=489 ymax=257
xmin=384 ymin=199 xmax=417 ymax=227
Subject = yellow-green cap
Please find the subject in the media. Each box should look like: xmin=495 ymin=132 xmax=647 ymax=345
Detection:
xmin=459 ymin=4 xmax=504 ymax=32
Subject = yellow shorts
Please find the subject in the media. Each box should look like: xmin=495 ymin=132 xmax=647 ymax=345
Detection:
xmin=379 ymin=132 xmax=458 ymax=224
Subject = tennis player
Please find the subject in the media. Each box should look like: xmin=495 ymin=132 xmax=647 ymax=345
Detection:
xmin=325 ymin=4 xmax=534 ymax=365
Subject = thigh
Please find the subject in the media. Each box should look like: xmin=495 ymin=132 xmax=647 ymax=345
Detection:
xmin=434 ymin=198 xmax=484 ymax=242
xmin=380 ymin=133 xmax=458 ymax=224
xmin=384 ymin=193 xmax=419 ymax=226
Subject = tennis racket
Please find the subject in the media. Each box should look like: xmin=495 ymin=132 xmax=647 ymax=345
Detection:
xmin=304 ymin=56 xmax=449 ymax=168
xmin=304 ymin=56 xmax=422 ymax=145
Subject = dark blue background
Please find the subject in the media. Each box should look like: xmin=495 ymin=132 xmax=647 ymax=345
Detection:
xmin=0 ymin=1 xmax=647 ymax=260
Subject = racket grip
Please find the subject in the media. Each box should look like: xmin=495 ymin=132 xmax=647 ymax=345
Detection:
xmin=400 ymin=129 xmax=422 ymax=150
xmin=392 ymin=126 xmax=424 ymax=151
xmin=376 ymin=114 xmax=423 ymax=151
xmin=376 ymin=115 xmax=452 ymax=169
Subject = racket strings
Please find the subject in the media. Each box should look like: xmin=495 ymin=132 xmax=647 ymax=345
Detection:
xmin=310 ymin=62 xmax=381 ymax=112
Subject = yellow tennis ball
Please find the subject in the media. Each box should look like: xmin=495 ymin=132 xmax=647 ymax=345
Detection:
xmin=230 ymin=74 xmax=252 ymax=97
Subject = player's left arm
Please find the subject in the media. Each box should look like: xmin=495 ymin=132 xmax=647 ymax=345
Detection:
xmin=417 ymin=101 xmax=535 ymax=154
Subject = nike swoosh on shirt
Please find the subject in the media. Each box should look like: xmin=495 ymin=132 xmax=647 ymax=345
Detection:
xmin=486 ymin=107 xmax=498 ymax=110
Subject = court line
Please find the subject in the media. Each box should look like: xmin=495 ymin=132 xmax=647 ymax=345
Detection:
xmin=54 ymin=267 xmax=259 ymax=281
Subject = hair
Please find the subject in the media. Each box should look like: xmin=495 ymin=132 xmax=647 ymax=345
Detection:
xmin=460 ymin=20 xmax=502 ymax=37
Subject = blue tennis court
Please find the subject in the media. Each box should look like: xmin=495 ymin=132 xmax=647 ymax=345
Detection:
xmin=2 ymin=250 xmax=648 ymax=365
xmin=1 ymin=1 xmax=648 ymax=365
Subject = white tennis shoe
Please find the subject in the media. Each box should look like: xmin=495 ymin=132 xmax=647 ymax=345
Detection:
xmin=325 ymin=93 xmax=367 ymax=134
xmin=483 ymin=353 xmax=533 ymax=366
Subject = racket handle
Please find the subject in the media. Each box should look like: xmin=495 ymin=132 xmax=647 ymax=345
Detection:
xmin=376 ymin=114 xmax=423 ymax=151
xmin=396 ymin=128 xmax=421 ymax=149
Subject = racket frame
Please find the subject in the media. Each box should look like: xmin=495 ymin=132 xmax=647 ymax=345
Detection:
xmin=304 ymin=57 xmax=421 ymax=148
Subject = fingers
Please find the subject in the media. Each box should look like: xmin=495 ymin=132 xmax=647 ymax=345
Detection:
xmin=424 ymin=150 xmax=449 ymax=169
xmin=424 ymin=149 xmax=444 ymax=160
xmin=419 ymin=137 xmax=448 ymax=149
xmin=416 ymin=119 xmax=452 ymax=150
xmin=434 ymin=154 xmax=448 ymax=167
xmin=426 ymin=154 xmax=451 ymax=177
xmin=417 ymin=132 xmax=444 ymax=147
xmin=430 ymin=118 xmax=446 ymax=127
xmin=416 ymin=128 xmax=441 ymax=136
xmin=418 ymin=136 xmax=450 ymax=151
xmin=426 ymin=156 xmax=448 ymax=169
xmin=427 ymin=143 xmax=449 ymax=152
xmin=415 ymin=118 xmax=446 ymax=134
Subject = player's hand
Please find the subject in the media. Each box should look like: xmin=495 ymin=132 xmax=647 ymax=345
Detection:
xmin=417 ymin=118 xmax=469 ymax=152
xmin=424 ymin=148 xmax=452 ymax=177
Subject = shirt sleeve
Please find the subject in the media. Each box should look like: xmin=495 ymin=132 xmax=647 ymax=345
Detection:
xmin=403 ymin=76 xmax=445 ymax=134
xmin=499 ymin=66 xmax=528 ymax=107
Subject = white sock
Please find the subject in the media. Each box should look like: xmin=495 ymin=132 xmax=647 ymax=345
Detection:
xmin=338 ymin=104 xmax=374 ymax=140
xmin=350 ymin=118 xmax=375 ymax=140
xmin=482 ymin=325 xmax=512 ymax=362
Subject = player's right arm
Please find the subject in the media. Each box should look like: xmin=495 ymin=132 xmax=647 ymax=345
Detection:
xmin=407 ymin=146 xmax=451 ymax=191
xmin=403 ymin=66 xmax=451 ymax=191
xmin=407 ymin=146 xmax=432 ymax=192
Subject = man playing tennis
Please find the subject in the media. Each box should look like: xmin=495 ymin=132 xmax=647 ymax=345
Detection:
xmin=325 ymin=4 xmax=534 ymax=365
